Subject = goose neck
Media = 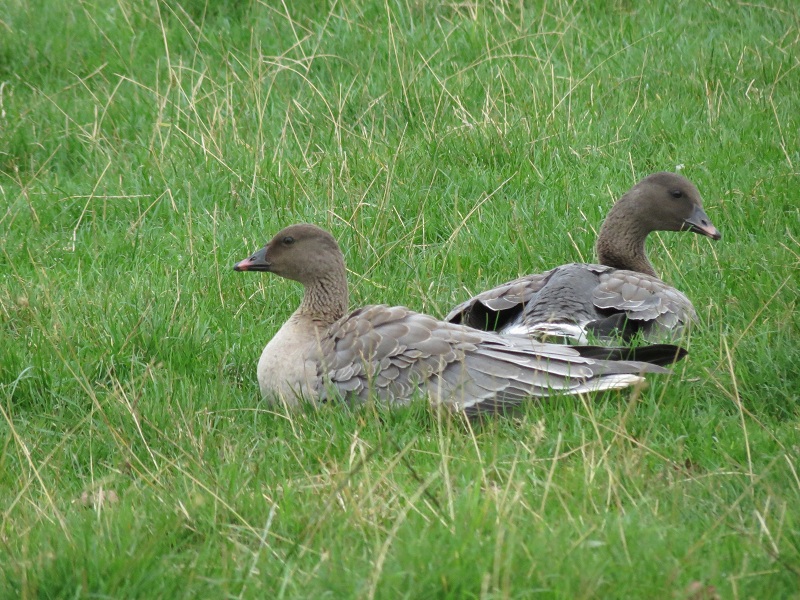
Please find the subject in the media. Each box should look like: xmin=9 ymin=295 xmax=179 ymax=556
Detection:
xmin=596 ymin=203 xmax=658 ymax=277
xmin=297 ymin=272 xmax=349 ymax=327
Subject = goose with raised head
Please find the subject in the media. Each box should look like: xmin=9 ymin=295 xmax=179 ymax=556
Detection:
xmin=234 ymin=223 xmax=687 ymax=416
xmin=445 ymin=172 xmax=721 ymax=344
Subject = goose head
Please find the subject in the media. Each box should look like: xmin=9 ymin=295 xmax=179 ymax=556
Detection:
xmin=620 ymin=172 xmax=721 ymax=240
xmin=233 ymin=223 xmax=345 ymax=286
xmin=234 ymin=223 xmax=349 ymax=324
xmin=596 ymin=172 xmax=721 ymax=276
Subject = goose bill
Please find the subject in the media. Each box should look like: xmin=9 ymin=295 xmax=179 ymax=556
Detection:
xmin=683 ymin=205 xmax=722 ymax=240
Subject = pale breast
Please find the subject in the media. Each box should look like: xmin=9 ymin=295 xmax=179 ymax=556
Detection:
xmin=256 ymin=314 xmax=324 ymax=404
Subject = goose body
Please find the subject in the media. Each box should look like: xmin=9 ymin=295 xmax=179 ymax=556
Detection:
xmin=446 ymin=173 xmax=721 ymax=343
xmin=235 ymin=224 xmax=686 ymax=415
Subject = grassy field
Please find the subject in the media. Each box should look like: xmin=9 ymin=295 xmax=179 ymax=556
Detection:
xmin=1 ymin=0 xmax=799 ymax=597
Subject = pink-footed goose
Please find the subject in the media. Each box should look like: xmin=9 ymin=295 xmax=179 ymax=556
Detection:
xmin=234 ymin=223 xmax=687 ymax=415
xmin=446 ymin=172 xmax=721 ymax=344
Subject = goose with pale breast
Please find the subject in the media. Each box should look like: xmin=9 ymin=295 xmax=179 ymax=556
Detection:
xmin=234 ymin=223 xmax=687 ymax=416
xmin=445 ymin=172 xmax=721 ymax=344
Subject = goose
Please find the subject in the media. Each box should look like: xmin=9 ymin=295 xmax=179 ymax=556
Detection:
xmin=445 ymin=172 xmax=721 ymax=344
xmin=234 ymin=223 xmax=687 ymax=416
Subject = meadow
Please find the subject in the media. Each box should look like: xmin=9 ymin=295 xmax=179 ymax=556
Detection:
xmin=1 ymin=0 xmax=799 ymax=597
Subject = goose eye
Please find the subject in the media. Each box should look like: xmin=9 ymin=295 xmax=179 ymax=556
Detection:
xmin=282 ymin=236 xmax=295 ymax=245
xmin=670 ymin=189 xmax=684 ymax=199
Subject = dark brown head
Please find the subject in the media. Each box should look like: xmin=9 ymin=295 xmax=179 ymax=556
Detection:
xmin=596 ymin=172 xmax=721 ymax=276
xmin=613 ymin=172 xmax=722 ymax=240
xmin=233 ymin=223 xmax=346 ymax=287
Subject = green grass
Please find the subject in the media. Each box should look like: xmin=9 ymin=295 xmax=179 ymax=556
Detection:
xmin=1 ymin=0 xmax=799 ymax=597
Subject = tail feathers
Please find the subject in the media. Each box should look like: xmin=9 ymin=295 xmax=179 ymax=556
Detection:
xmin=574 ymin=343 xmax=687 ymax=367
xmin=505 ymin=322 xmax=588 ymax=343
xmin=571 ymin=373 xmax=647 ymax=394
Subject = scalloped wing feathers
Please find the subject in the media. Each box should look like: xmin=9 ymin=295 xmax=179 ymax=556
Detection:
xmin=315 ymin=304 xmax=665 ymax=414
xmin=445 ymin=264 xmax=696 ymax=343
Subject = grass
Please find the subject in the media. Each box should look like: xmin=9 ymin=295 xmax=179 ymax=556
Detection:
xmin=1 ymin=0 xmax=799 ymax=597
